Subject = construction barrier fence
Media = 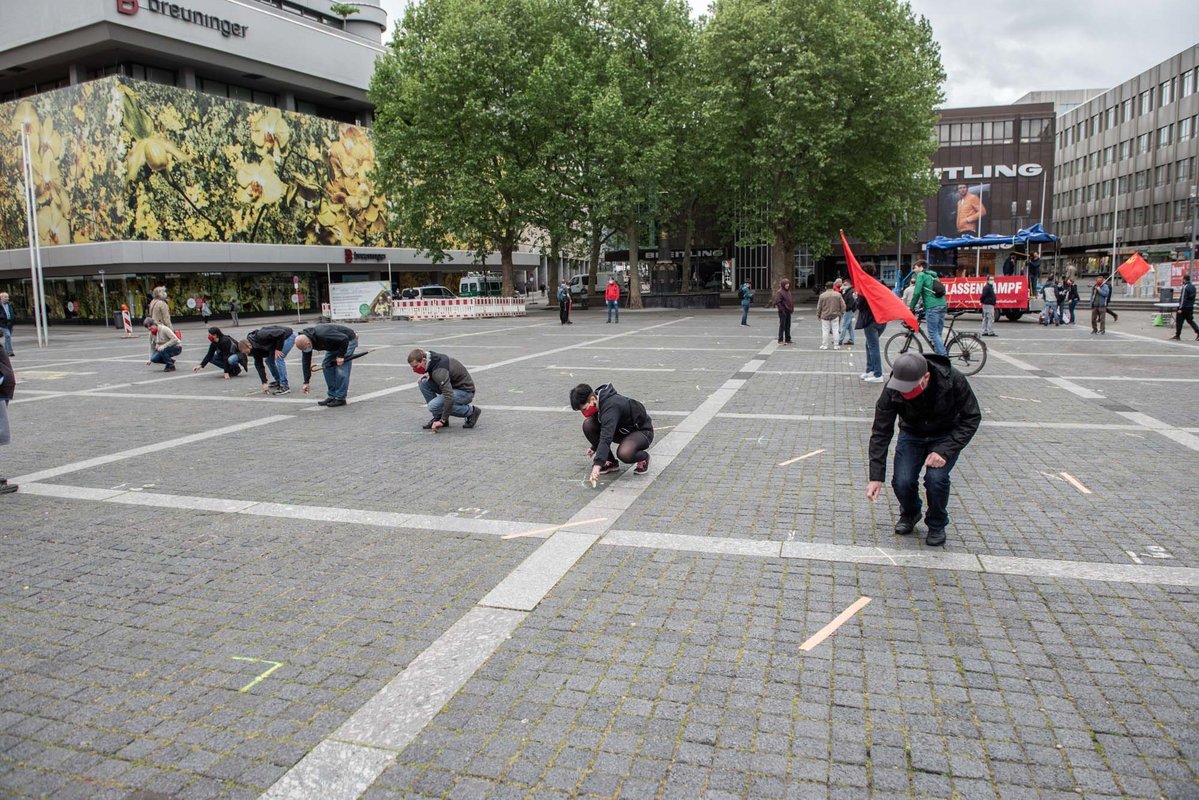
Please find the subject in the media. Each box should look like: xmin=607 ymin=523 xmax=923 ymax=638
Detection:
xmin=392 ymin=297 xmax=527 ymax=321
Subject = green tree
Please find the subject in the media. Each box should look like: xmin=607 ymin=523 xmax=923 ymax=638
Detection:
xmin=704 ymin=0 xmax=944 ymax=289
xmin=329 ymin=3 xmax=360 ymax=19
xmin=370 ymin=0 xmax=569 ymax=295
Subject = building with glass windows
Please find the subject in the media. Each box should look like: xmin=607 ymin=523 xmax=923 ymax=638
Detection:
xmin=1052 ymin=45 xmax=1198 ymax=268
xmin=0 ymin=0 xmax=538 ymax=323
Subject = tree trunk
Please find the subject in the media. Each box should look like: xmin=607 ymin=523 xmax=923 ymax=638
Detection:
xmin=548 ymin=233 xmax=561 ymax=304
xmin=500 ymin=243 xmax=514 ymax=297
xmin=627 ymin=219 xmax=643 ymax=310
xmin=681 ymin=205 xmax=695 ymax=292
xmin=770 ymin=226 xmax=794 ymax=296
xmin=589 ymin=219 xmax=603 ymax=295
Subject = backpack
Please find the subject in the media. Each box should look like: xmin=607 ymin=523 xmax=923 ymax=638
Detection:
xmin=737 ymin=287 xmax=746 ymax=301
xmin=930 ymin=277 xmax=946 ymax=298
xmin=557 ymin=286 xmax=567 ymax=302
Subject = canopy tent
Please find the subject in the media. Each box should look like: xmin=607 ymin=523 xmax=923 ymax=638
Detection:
xmin=925 ymin=223 xmax=1058 ymax=251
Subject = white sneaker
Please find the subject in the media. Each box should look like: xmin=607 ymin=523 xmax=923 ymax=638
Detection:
xmin=864 ymin=375 xmax=885 ymax=383
xmin=859 ymin=372 xmax=870 ymax=379
xmin=819 ymin=345 xmax=828 ymax=350
xmin=833 ymin=346 xmax=840 ymax=350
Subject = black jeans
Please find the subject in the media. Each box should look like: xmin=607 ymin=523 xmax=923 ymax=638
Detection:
xmin=559 ymin=299 xmax=571 ymax=323
xmin=777 ymin=310 xmax=792 ymax=343
xmin=582 ymin=417 xmax=654 ymax=464
xmin=1176 ymin=308 xmax=1199 ymax=336
xmin=892 ymin=431 xmax=961 ymax=531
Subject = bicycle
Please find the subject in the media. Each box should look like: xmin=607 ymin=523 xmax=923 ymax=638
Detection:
xmin=883 ymin=310 xmax=987 ymax=376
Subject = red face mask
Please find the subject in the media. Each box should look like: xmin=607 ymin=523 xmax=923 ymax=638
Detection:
xmin=207 ymin=334 xmax=217 ymax=343
xmin=149 ymin=325 xmax=159 ymax=335
xmin=581 ymin=403 xmax=598 ymax=418
xmin=900 ymin=381 xmax=926 ymax=400
xmin=411 ymin=362 xmax=426 ymax=374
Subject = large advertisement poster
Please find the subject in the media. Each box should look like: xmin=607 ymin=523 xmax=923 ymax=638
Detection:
xmin=937 ymin=183 xmax=991 ymax=238
xmin=0 ymin=76 xmax=391 ymax=249
xmin=943 ymin=276 xmax=1028 ymax=309
xmin=330 ymin=281 xmax=390 ymax=320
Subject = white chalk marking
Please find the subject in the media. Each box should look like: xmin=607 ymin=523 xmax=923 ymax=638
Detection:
xmin=778 ymin=448 xmax=827 ymax=466
xmin=1059 ymin=472 xmax=1092 ymax=494
xmin=799 ymin=597 xmax=872 ymax=652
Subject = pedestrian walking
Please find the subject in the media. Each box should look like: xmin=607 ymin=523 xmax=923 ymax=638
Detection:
xmin=1169 ymin=273 xmax=1198 ymax=341
xmin=738 ymin=281 xmax=754 ymax=326
xmin=0 ymin=349 xmax=16 ymax=494
xmin=200 ymin=298 xmax=212 ymax=325
xmin=979 ymin=275 xmax=997 ymax=336
xmin=240 ymin=325 xmax=296 ymax=394
xmin=908 ymin=260 xmax=948 ymax=355
xmin=557 ymin=281 xmax=573 ymax=325
xmin=865 ymin=351 xmax=982 ymax=547
xmin=149 ymin=323 xmax=182 ymax=371
xmin=816 ymin=282 xmax=846 ymax=350
xmin=408 ymin=348 xmax=482 ymax=430
xmin=604 ymin=278 xmax=621 ymax=323
xmin=1090 ymin=276 xmax=1111 ymax=334
xmin=296 ymin=324 xmax=359 ymax=407
xmin=0 ymin=292 xmax=15 ymax=356
xmin=229 ymin=298 xmax=240 ymax=327
xmin=838 ymin=280 xmax=856 ymax=346
xmin=1063 ymin=279 xmax=1079 ymax=325
xmin=193 ymin=327 xmax=244 ymax=379
xmin=570 ymin=382 xmax=654 ymax=479
xmin=855 ymin=262 xmax=887 ymax=383
xmin=771 ymin=278 xmax=794 ymax=344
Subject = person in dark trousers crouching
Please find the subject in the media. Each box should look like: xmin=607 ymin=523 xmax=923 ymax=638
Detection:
xmin=296 ymin=324 xmax=358 ymax=407
xmin=866 ymin=351 xmax=981 ymax=547
xmin=193 ymin=327 xmax=245 ymax=379
xmin=408 ymin=348 xmax=481 ymax=430
xmin=570 ymin=382 xmax=654 ymax=481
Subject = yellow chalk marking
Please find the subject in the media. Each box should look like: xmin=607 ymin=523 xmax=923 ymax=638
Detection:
xmin=231 ymin=657 xmax=284 ymax=692
xmin=502 ymin=516 xmax=608 ymax=541
xmin=1059 ymin=472 xmax=1092 ymax=494
xmin=799 ymin=597 xmax=872 ymax=652
xmin=778 ymin=448 xmax=826 ymax=467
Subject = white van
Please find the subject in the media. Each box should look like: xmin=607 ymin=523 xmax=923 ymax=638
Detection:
xmin=459 ymin=274 xmax=503 ymax=297
xmin=568 ymin=272 xmax=616 ymax=298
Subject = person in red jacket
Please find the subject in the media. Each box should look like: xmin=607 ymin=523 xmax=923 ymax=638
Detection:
xmin=604 ymin=278 xmax=621 ymax=323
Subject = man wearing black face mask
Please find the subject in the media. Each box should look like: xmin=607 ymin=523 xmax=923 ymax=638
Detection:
xmin=865 ymin=352 xmax=981 ymax=547
xmin=570 ymin=382 xmax=654 ymax=482
xmin=407 ymin=348 xmax=481 ymax=430
xmin=193 ymin=327 xmax=244 ymax=379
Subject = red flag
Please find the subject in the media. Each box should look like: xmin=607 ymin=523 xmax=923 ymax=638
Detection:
xmin=1116 ymin=252 xmax=1151 ymax=285
xmin=840 ymin=231 xmax=919 ymax=330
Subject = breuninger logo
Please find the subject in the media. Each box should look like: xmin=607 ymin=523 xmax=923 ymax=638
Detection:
xmin=115 ymin=0 xmax=249 ymax=38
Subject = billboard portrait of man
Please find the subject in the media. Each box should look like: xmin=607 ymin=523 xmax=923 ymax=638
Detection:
xmin=938 ymin=184 xmax=989 ymax=237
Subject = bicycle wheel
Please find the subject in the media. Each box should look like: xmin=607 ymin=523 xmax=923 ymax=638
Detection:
xmin=945 ymin=333 xmax=986 ymax=376
xmin=883 ymin=332 xmax=923 ymax=367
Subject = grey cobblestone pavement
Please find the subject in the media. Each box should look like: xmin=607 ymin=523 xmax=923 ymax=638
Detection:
xmin=0 ymin=307 xmax=1196 ymax=798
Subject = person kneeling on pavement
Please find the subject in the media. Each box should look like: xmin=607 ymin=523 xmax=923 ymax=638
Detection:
xmin=193 ymin=327 xmax=244 ymax=379
xmin=296 ymin=324 xmax=358 ymax=407
xmin=570 ymin=382 xmax=654 ymax=481
xmin=148 ymin=323 xmax=182 ymax=371
xmin=408 ymin=348 xmax=481 ymax=431
xmin=865 ymin=352 xmax=981 ymax=547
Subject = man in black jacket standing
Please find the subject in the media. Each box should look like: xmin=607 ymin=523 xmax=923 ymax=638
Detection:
xmin=866 ymin=352 xmax=982 ymax=547
xmin=1169 ymin=273 xmax=1198 ymax=341
xmin=408 ymin=348 xmax=481 ymax=430
xmin=979 ymin=276 xmax=997 ymax=337
xmin=296 ymin=324 xmax=358 ymax=407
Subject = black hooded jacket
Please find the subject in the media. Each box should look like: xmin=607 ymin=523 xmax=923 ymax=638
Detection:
xmin=200 ymin=334 xmax=239 ymax=368
xmin=246 ymin=326 xmax=293 ymax=383
xmin=868 ymin=354 xmax=981 ymax=481
xmin=590 ymin=383 xmax=653 ymax=467
xmin=299 ymin=324 xmax=357 ymax=383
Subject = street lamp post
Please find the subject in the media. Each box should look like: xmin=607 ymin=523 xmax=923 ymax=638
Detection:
xmin=1190 ymin=185 xmax=1198 ymax=279
xmin=99 ymin=270 xmax=109 ymax=327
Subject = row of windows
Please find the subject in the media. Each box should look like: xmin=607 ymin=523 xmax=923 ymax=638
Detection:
xmin=1055 ymin=157 xmax=1196 ymax=208
xmin=1056 ymin=116 xmax=1197 ymax=178
xmin=1058 ymin=65 xmax=1199 ymax=148
xmin=0 ymin=75 xmax=70 ymax=102
xmin=1061 ymin=199 xmax=1193 ymax=236
xmin=249 ymin=0 xmax=345 ymax=28
xmin=198 ymin=78 xmax=278 ymax=108
xmin=935 ymin=118 xmax=1050 ymax=146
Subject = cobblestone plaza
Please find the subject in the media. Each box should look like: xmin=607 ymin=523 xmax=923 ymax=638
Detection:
xmin=1 ymin=306 xmax=1196 ymax=799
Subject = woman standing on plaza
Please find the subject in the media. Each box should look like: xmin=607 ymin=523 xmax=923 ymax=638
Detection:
xmin=771 ymin=278 xmax=794 ymax=345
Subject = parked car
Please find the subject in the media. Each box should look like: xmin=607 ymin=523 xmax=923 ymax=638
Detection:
xmin=400 ymin=285 xmax=458 ymax=301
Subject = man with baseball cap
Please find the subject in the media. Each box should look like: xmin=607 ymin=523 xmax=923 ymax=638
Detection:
xmin=865 ymin=351 xmax=981 ymax=546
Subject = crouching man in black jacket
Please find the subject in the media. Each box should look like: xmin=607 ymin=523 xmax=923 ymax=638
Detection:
xmin=570 ymin=382 xmax=654 ymax=481
xmin=296 ymin=324 xmax=358 ymax=407
xmin=193 ymin=327 xmax=245 ymax=379
xmin=866 ymin=352 xmax=981 ymax=547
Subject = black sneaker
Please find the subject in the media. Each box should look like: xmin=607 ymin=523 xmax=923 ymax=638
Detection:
xmin=894 ymin=516 xmax=918 ymax=536
xmin=925 ymin=528 xmax=946 ymax=547
xmin=597 ymin=460 xmax=620 ymax=474
xmin=634 ymin=456 xmax=649 ymax=474
xmin=273 ymin=386 xmax=291 ymax=395
xmin=268 ymin=380 xmax=280 ymax=389
xmin=317 ymin=398 xmax=333 ymax=406
xmin=422 ymin=419 xmax=438 ymax=429
xmin=463 ymin=406 xmax=482 ymax=429
xmin=325 ymin=398 xmax=346 ymax=407
xmin=164 ymin=365 xmax=176 ymax=372
xmin=0 ymin=480 xmax=16 ymax=495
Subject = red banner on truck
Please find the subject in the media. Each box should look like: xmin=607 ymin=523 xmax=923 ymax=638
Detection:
xmin=943 ymin=276 xmax=1029 ymax=309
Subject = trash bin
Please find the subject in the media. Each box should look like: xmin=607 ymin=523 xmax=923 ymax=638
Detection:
xmin=1159 ymin=288 xmax=1174 ymax=303
xmin=114 ymin=312 xmax=124 ymax=328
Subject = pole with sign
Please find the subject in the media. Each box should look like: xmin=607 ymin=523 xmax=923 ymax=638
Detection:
xmin=293 ymin=274 xmax=301 ymax=323
xmin=100 ymin=270 xmax=110 ymax=326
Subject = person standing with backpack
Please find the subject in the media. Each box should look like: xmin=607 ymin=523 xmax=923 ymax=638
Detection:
xmin=738 ymin=281 xmax=753 ymax=326
xmin=908 ymin=260 xmax=948 ymax=355
xmin=557 ymin=281 xmax=572 ymax=325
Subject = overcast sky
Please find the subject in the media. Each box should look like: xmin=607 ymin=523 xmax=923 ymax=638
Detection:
xmin=376 ymin=1 xmax=1199 ymax=109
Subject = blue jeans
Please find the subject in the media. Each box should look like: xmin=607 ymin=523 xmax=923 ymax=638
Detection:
xmin=892 ymin=431 xmax=961 ymax=531
xmin=863 ymin=322 xmax=885 ymax=377
xmin=419 ymin=379 xmax=474 ymax=419
xmin=924 ymin=306 xmax=947 ymax=355
xmin=150 ymin=344 xmax=181 ymax=369
xmin=839 ymin=311 xmax=855 ymax=344
xmin=2 ymin=326 xmax=10 ymax=354
xmin=740 ymin=302 xmax=750 ymax=324
xmin=606 ymin=299 xmax=619 ymax=322
xmin=322 ymin=339 xmax=357 ymax=399
xmin=1044 ymin=301 xmax=1058 ymax=324
xmin=268 ymin=332 xmax=297 ymax=387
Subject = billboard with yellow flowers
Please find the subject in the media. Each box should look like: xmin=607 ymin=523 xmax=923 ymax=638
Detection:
xmin=0 ymin=75 xmax=390 ymax=249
